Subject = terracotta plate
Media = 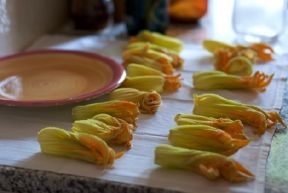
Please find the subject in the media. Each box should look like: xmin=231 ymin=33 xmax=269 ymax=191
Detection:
xmin=0 ymin=50 xmax=125 ymax=106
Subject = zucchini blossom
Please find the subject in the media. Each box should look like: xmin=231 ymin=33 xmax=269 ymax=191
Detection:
xmin=193 ymin=71 xmax=273 ymax=92
xmin=131 ymin=30 xmax=183 ymax=53
xmin=72 ymin=114 xmax=133 ymax=148
xmin=110 ymin=88 xmax=161 ymax=114
xmin=203 ymin=40 xmax=274 ymax=75
xmin=193 ymin=94 xmax=286 ymax=136
xmin=169 ymin=125 xmax=249 ymax=155
xmin=121 ymin=75 xmax=165 ymax=93
xmin=203 ymin=39 xmax=274 ymax=62
xmin=123 ymin=45 xmax=174 ymax=74
xmin=175 ymin=114 xmax=247 ymax=140
xmin=155 ymin=144 xmax=254 ymax=182
xmin=72 ymin=100 xmax=140 ymax=126
xmin=126 ymin=64 xmax=181 ymax=92
xmin=38 ymin=127 xmax=116 ymax=166
xmin=127 ymin=42 xmax=183 ymax=68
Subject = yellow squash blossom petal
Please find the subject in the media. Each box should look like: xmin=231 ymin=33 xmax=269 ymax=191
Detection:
xmin=126 ymin=64 xmax=182 ymax=92
xmin=72 ymin=114 xmax=133 ymax=148
xmin=193 ymin=94 xmax=286 ymax=135
xmin=38 ymin=127 xmax=116 ymax=166
xmin=123 ymin=55 xmax=173 ymax=75
xmin=127 ymin=42 xmax=184 ymax=68
xmin=249 ymin=43 xmax=274 ymax=62
xmin=224 ymin=56 xmax=253 ymax=76
xmin=121 ymin=76 xmax=165 ymax=93
xmin=72 ymin=100 xmax=140 ymax=126
xmin=155 ymin=144 xmax=254 ymax=182
xmin=203 ymin=40 xmax=274 ymax=76
xmin=203 ymin=39 xmax=274 ymax=62
xmin=110 ymin=88 xmax=161 ymax=114
xmin=193 ymin=71 xmax=273 ymax=92
xmin=133 ymin=30 xmax=183 ymax=53
xmin=126 ymin=63 xmax=163 ymax=76
xmin=202 ymin=39 xmax=233 ymax=53
xmin=123 ymin=45 xmax=174 ymax=75
xmin=175 ymin=114 xmax=247 ymax=140
xmin=214 ymin=50 xmax=253 ymax=76
xmin=169 ymin=125 xmax=249 ymax=155
xmin=123 ymin=45 xmax=174 ymax=65
xmin=163 ymin=74 xmax=182 ymax=92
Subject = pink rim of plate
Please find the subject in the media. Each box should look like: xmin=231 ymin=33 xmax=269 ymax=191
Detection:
xmin=0 ymin=49 xmax=126 ymax=107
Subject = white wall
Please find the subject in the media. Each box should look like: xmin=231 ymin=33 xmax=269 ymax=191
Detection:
xmin=0 ymin=0 xmax=69 ymax=56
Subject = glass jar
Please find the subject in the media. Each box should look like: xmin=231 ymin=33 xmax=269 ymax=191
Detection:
xmin=232 ymin=0 xmax=287 ymax=43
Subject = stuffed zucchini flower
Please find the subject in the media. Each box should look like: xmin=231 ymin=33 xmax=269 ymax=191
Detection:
xmin=193 ymin=94 xmax=286 ymax=135
xmin=110 ymin=88 xmax=161 ymax=114
xmin=72 ymin=114 xmax=133 ymax=148
xmin=131 ymin=30 xmax=183 ymax=53
xmin=175 ymin=114 xmax=247 ymax=140
xmin=124 ymin=64 xmax=181 ymax=92
xmin=169 ymin=125 xmax=249 ymax=155
xmin=127 ymin=42 xmax=184 ymax=68
xmin=123 ymin=45 xmax=174 ymax=74
xmin=193 ymin=71 xmax=273 ymax=92
xmin=155 ymin=144 xmax=254 ymax=182
xmin=72 ymin=100 xmax=140 ymax=126
xmin=38 ymin=127 xmax=116 ymax=166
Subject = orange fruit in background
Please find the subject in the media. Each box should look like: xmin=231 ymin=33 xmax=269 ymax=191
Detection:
xmin=169 ymin=0 xmax=208 ymax=22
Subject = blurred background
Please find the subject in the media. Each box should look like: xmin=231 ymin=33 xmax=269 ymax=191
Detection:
xmin=0 ymin=0 xmax=287 ymax=56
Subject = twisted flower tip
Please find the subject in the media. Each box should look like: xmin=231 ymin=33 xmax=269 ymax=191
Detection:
xmin=243 ymin=71 xmax=274 ymax=92
xmin=140 ymin=91 xmax=161 ymax=114
xmin=249 ymin=43 xmax=274 ymax=62
xmin=37 ymin=127 xmax=116 ymax=167
xmin=164 ymin=74 xmax=182 ymax=92
xmin=109 ymin=88 xmax=162 ymax=114
xmin=155 ymin=144 xmax=254 ymax=182
xmin=266 ymin=111 xmax=287 ymax=129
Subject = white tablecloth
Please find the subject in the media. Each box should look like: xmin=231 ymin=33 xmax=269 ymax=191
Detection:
xmin=0 ymin=35 xmax=287 ymax=193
